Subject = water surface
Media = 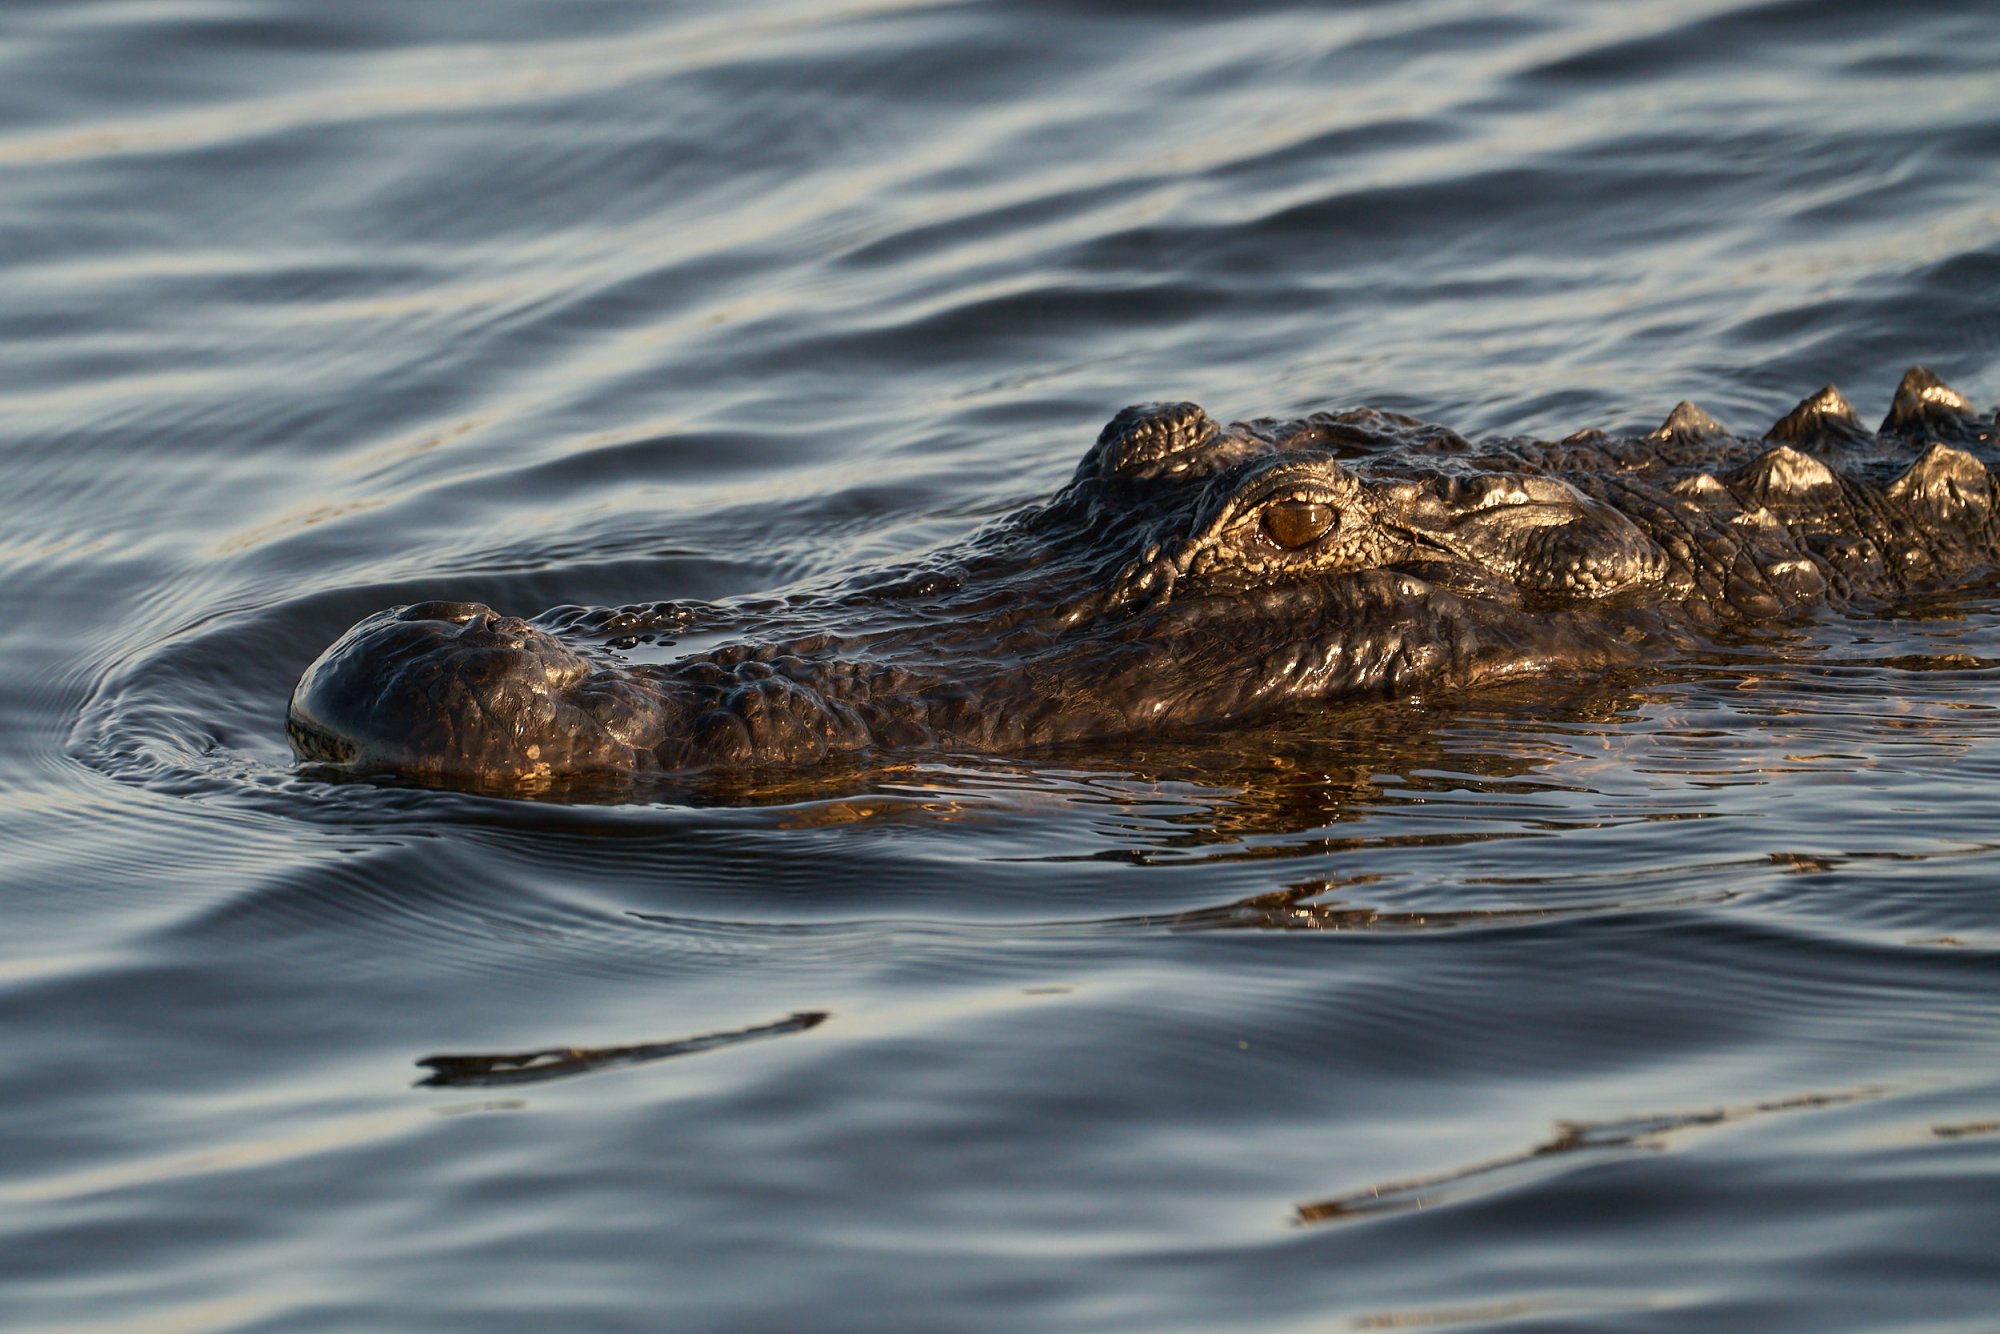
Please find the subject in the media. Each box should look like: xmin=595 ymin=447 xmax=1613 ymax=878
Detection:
xmin=4 ymin=0 xmax=1999 ymax=1328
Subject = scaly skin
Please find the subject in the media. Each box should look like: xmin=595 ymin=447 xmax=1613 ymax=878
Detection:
xmin=290 ymin=367 xmax=1998 ymax=789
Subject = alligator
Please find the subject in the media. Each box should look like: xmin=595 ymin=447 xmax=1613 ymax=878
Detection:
xmin=290 ymin=367 xmax=1997 ymax=791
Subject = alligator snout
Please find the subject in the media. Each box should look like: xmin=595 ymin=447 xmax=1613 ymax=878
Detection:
xmin=289 ymin=602 xmax=645 ymax=786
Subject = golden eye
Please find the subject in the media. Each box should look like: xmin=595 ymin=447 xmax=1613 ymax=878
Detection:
xmin=1260 ymin=498 xmax=1336 ymax=549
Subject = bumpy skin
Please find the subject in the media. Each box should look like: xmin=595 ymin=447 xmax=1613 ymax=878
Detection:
xmin=291 ymin=367 xmax=1998 ymax=788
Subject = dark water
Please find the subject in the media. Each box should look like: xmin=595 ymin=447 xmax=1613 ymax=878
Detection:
xmin=6 ymin=0 xmax=2000 ymax=1327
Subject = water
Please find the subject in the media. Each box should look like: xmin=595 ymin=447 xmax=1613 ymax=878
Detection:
xmin=5 ymin=0 xmax=1999 ymax=1327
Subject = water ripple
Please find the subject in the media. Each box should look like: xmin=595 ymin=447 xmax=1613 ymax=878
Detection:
xmin=8 ymin=0 xmax=2000 ymax=1327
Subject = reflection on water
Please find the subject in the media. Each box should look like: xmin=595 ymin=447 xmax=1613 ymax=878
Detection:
xmin=1131 ymin=881 xmax=1733 ymax=933
xmin=6 ymin=0 xmax=2000 ymax=1327
xmin=1297 ymin=1087 xmax=1885 ymax=1226
xmin=416 ymin=1010 xmax=828 ymax=1088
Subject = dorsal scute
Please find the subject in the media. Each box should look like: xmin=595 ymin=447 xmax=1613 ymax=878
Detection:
xmin=1765 ymin=384 xmax=1867 ymax=448
xmin=1727 ymin=443 xmax=1841 ymax=507
xmin=1880 ymin=365 xmax=1983 ymax=439
xmin=1652 ymin=401 xmax=1726 ymax=442
xmin=1887 ymin=442 xmax=1994 ymax=528
xmin=1669 ymin=471 xmax=1732 ymax=502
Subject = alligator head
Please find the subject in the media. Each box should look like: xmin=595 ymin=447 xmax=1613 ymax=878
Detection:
xmin=290 ymin=369 xmax=1996 ymax=790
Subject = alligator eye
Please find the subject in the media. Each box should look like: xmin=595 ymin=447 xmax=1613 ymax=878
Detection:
xmin=1261 ymin=498 xmax=1336 ymax=549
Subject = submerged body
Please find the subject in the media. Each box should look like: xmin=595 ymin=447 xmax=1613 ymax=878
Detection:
xmin=291 ymin=369 xmax=1997 ymax=789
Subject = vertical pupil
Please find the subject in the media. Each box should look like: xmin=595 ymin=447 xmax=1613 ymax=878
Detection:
xmin=1263 ymin=499 xmax=1335 ymax=548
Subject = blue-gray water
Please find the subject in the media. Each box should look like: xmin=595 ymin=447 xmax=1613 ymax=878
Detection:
xmin=5 ymin=1 xmax=2000 ymax=1328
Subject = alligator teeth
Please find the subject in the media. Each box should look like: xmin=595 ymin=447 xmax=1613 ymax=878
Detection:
xmin=1880 ymin=365 xmax=1979 ymax=437
xmin=1764 ymin=384 xmax=1865 ymax=447
xmin=1651 ymin=401 xmax=1726 ymax=442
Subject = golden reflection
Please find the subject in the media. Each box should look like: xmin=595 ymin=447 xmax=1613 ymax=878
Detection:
xmin=563 ymin=674 xmax=1657 ymax=834
xmin=0 ymin=368 xmax=234 ymax=417
xmin=4 ymin=1108 xmax=420 ymax=1205
xmin=1351 ymin=1299 xmax=1565 ymax=1330
xmin=336 ymin=413 xmax=495 ymax=479
xmin=12 ymin=1294 xmax=298 ymax=1334
xmin=0 ymin=532 xmax=115 ymax=566
xmin=214 ymin=497 xmax=386 ymax=555
xmin=297 ymin=612 xmax=2000 ymax=917
xmin=1296 ymin=1087 xmax=1884 ymax=1226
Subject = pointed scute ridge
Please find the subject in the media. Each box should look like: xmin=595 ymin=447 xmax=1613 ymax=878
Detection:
xmin=1720 ymin=446 xmax=1840 ymax=520
xmin=1669 ymin=471 xmax=1729 ymax=498
xmin=1887 ymin=442 xmax=1993 ymax=526
xmin=1765 ymin=384 xmax=1864 ymax=447
xmin=1727 ymin=444 xmax=1840 ymax=507
xmin=1652 ymin=401 xmax=1726 ymax=441
xmin=1881 ymin=365 xmax=1978 ymax=435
